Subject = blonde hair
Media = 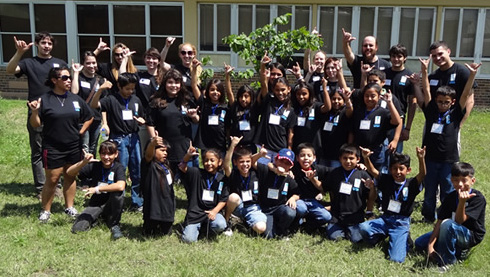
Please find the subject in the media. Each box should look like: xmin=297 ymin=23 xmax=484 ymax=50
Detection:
xmin=112 ymin=42 xmax=137 ymax=81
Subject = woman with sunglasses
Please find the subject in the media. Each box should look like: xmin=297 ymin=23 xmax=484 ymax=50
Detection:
xmin=28 ymin=66 xmax=94 ymax=223
xmin=94 ymin=38 xmax=137 ymax=94
xmin=160 ymin=37 xmax=201 ymax=96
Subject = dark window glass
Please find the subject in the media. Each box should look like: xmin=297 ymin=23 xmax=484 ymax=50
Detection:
xmin=0 ymin=4 xmax=30 ymax=32
xmin=78 ymin=36 xmax=110 ymax=63
xmin=200 ymin=4 xmax=213 ymax=51
xmin=150 ymin=6 xmax=182 ymax=36
xmin=217 ymin=5 xmax=231 ymax=51
xmin=34 ymin=4 xmax=66 ymax=33
xmin=77 ymin=5 xmax=109 ymax=34
xmin=114 ymin=5 xmax=145 ymax=35
xmin=2 ymin=34 xmax=33 ymax=60
xmin=114 ymin=36 xmax=146 ymax=65
xmin=49 ymin=35 xmax=67 ymax=62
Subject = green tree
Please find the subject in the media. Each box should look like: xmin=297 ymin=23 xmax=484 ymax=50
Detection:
xmin=222 ymin=13 xmax=323 ymax=79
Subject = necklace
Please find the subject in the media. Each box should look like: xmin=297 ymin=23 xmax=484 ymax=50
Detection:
xmin=55 ymin=95 xmax=66 ymax=107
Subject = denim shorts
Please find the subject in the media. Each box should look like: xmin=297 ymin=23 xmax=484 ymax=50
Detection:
xmin=233 ymin=202 xmax=267 ymax=227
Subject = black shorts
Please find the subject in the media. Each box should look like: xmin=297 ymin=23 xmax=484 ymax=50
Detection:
xmin=43 ymin=147 xmax=81 ymax=169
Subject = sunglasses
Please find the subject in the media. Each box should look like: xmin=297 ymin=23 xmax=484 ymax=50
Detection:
xmin=114 ymin=52 xmax=124 ymax=57
xmin=58 ymin=75 xmax=71 ymax=81
xmin=180 ymin=50 xmax=194 ymax=56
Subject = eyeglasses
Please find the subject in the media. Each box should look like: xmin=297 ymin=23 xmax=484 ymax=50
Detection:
xmin=436 ymin=101 xmax=452 ymax=106
xmin=180 ymin=50 xmax=194 ymax=56
xmin=58 ymin=75 xmax=71 ymax=81
xmin=114 ymin=52 xmax=124 ymax=57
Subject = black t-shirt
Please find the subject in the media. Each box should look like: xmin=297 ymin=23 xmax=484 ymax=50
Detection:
xmin=378 ymin=175 xmax=422 ymax=217
xmin=348 ymin=55 xmax=391 ymax=89
xmin=183 ymin=167 xmax=229 ymax=224
xmin=173 ymin=64 xmax=193 ymax=95
xmin=306 ymin=71 xmax=326 ymax=102
xmin=352 ymin=106 xmax=396 ymax=149
xmin=256 ymin=163 xmax=299 ymax=211
xmin=79 ymin=161 xmax=126 ymax=205
xmin=78 ymin=73 xmax=107 ymax=121
xmin=383 ymin=67 xmax=414 ymax=116
xmin=227 ymin=102 xmax=260 ymax=147
xmin=292 ymin=163 xmax=330 ymax=199
xmin=422 ymin=100 xmax=464 ymax=163
xmin=194 ymin=96 xmax=228 ymax=152
xmin=136 ymin=71 xmax=158 ymax=110
xmin=39 ymin=91 xmax=93 ymax=150
xmin=16 ymin=56 xmax=68 ymax=101
xmin=254 ymin=94 xmax=296 ymax=152
xmin=96 ymin=62 xmax=119 ymax=94
xmin=141 ymin=160 xmax=175 ymax=222
xmin=292 ymin=102 xmax=324 ymax=154
xmin=147 ymin=97 xmax=195 ymax=163
xmin=100 ymin=93 xmax=144 ymax=136
xmin=228 ymin=169 xmax=260 ymax=205
xmin=438 ymin=189 xmax=486 ymax=247
xmin=326 ymin=167 xmax=372 ymax=225
xmin=320 ymin=108 xmax=352 ymax=161
xmin=428 ymin=63 xmax=477 ymax=102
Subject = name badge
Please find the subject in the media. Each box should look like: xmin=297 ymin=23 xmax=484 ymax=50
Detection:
xmin=166 ymin=172 xmax=173 ymax=185
xmin=379 ymin=66 xmax=385 ymax=70
xmin=430 ymin=123 xmax=443 ymax=134
xmin=122 ymin=109 xmax=133 ymax=120
xmin=353 ymin=178 xmax=361 ymax=192
xmin=269 ymin=114 xmax=281 ymax=125
xmin=73 ymin=101 xmax=80 ymax=111
xmin=239 ymin=120 xmax=251 ymax=131
xmin=323 ymin=121 xmax=333 ymax=131
xmin=297 ymin=117 xmax=306 ymax=126
xmin=360 ymin=120 xmax=371 ymax=130
xmin=208 ymin=115 xmax=219 ymax=125
xmin=373 ymin=115 xmax=381 ymax=127
xmin=182 ymin=76 xmax=188 ymax=83
xmin=387 ymin=199 xmax=401 ymax=213
xmin=399 ymin=76 xmax=407 ymax=85
xmin=202 ymin=189 xmax=215 ymax=202
xmin=430 ymin=79 xmax=439 ymax=86
xmin=267 ymin=188 xmax=279 ymax=199
xmin=312 ymin=76 xmax=321 ymax=82
xmin=108 ymin=172 xmax=114 ymax=182
xmin=339 ymin=182 xmax=352 ymax=195
xmin=81 ymin=81 xmax=91 ymax=89
xmin=97 ymin=182 xmax=108 ymax=194
xmin=385 ymin=79 xmax=392 ymax=86
xmin=139 ymin=78 xmax=151 ymax=85
xmin=242 ymin=190 xmax=253 ymax=202
xmin=253 ymin=181 xmax=259 ymax=194
xmin=449 ymin=73 xmax=456 ymax=85
xmin=53 ymin=63 xmax=60 ymax=68
xmin=380 ymin=100 xmax=387 ymax=109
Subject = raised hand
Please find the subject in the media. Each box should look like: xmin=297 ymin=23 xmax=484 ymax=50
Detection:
xmin=71 ymin=59 xmax=83 ymax=72
xmin=224 ymin=62 xmax=235 ymax=75
xmin=287 ymin=62 xmax=302 ymax=78
xmin=465 ymin=62 xmax=482 ymax=75
xmin=166 ymin=37 xmax=176 ymax=47
xmin=28 ymin=98 xmax=42 ymax=111
xmin=229 ymin=136 xmax=243 ymax=147
xmin=359 ymin=146 xmax=373 ymax=159
xmin=419 ymin=55 xmax=431 ymax=72
xmin=342 ymin=28 xmax=356 ymax=44
xmin=14 ymin=36 xmax=33 ymax=53
xmin=416 ymin=146 xmax=426 ymax=160
xmin=97 ymin=37 xmax=110 ymax=52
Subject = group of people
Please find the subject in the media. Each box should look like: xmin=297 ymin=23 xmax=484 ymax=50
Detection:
xmin=6 ymin=27 xmax=485 ymax=271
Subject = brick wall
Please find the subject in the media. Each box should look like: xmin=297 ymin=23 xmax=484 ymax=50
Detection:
xmin=2 ymin=67 xmax=490 ymax=108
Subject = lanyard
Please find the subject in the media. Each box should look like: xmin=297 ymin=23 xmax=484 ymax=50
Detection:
xmin=240 ymin=174 xmax=251 ymax=190
xmin=437 ymin=110 xmax=450 ymax=124
xmin=299 ymin=109 xmax=304 ymax=117
xmin=206 ymin=172 xmax=218 ymax=190
xmin=272 ymin=176 xmax=281 ymax=188
xmin=343 ymin=169 xmax=357 ymax=183
xmin=364 ymin=107 xmax=377 ymax=119
xmin=159 ymin=163 xmax=169 ymax=174
xmin=394 ymin=180 xmax=407 ymax=201
xmin=211 ymin=104 xmax=218 ymax=115
xmin=101 ymin=164 xmax=114 ymax=182
xmin=274 ymin=104 xmax=284 ymax=115
xmin=242 ymin=109 xmax=249 ymax=120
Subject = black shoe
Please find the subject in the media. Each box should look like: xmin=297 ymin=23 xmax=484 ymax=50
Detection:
xmin=111 ymin=225 xmax=123 ymax=240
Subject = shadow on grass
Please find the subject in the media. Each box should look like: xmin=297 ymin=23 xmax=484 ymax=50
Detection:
xmin=1 ymin=201 xmax=65 ymax=217
xmin=0 ymin=182 xmax=37 ymax=198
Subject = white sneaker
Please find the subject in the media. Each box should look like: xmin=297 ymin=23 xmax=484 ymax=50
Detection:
xmin=64 ymin=207 xmax=79 ymax=218
xmin=39 ymin=210 xmax=51 ymax=223
xmin=223 ymin=226 xmax=233 ymax=237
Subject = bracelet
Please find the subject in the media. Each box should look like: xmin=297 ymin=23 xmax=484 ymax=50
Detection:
xmin=95 ymin=186 xmax=101 ymax=194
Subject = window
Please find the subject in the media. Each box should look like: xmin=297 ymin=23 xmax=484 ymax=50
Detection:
xmin=483 ymin=10 xmax=490 ymax=58
xmin=399 ymin=8 xmax=435 ymax=56
xmin=442 ymin=8 xmax=478 ymax=58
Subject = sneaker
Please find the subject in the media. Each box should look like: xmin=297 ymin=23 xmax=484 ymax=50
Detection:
xmin=39 ymin=210 xmax=51 ymax=223
xmin=111 ymin=225 xmax=123 ymax=240
xmin=436 ymin=265 xmax=451 ymax=273
xmin=223 ymin=226 xmax=233 ymax=237
xmin=64 ymin=207 xmax=79 ymax=218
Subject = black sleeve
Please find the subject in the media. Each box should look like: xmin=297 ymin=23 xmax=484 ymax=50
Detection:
xmin=78 ymin=163 xmax=95 ymax=180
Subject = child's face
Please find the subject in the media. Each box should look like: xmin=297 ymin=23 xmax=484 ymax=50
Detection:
xmin=325 ymin=62 xmax=337 ymax=79
xmin=203 ymin=152 xmax=222 ymax=174
xmin=273 ymin=82 xmax=290 ymax=103
xmin=233 ymin=155 xmax=252 ymax=176
xmin=363 ymin=88 xmax=380 ymax=110
xmin=435 ymin=94 xmax=455 ymax=113
xmin=297 ymin=148 xmax=316 ymax=170
xmin=389 ymin=163 xmax=411 ymax=183
xmin=166 ymin=78 xmax=181 ymax=98
xmin=118 ymin=83 xmax=135 ymax=99
xmin=340 ymin=152 xmax=359 ymax=171
xmin=295 ymin=88 xmax=310 ymax=107
xmin=99 ymin=151 xmax=118 ymax=168
xmin=274 ymin=158 xmax=293 ymax=173
xmin=239 ymin=91 xmax=252 ymax=108
xmin=154 ymin=146 xmax=168 ymax=163
xmin=331 ymin=92 xmax=345 ymax=111
xmin=208 ymin=84 xmax=221 ymax=104
xmin=367 ymin=75 xmax=385 ymax=87
xmin=269 ymin=68 xmax=283 ymax=81
xmin=390 ymin=53 xmax=406 ymax=70
xmin=451 ymin=175 xmax=475 ymax=192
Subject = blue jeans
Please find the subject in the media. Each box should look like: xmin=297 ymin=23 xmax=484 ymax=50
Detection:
xmin=256 ymin=146 xmax=277 ymax=166
xmin=263 ymin=205 xmax=296 ymax=239
xmin=318 ymin=159 xmax=341 ymax=168
xmin=359 ymin=215 xmax=411 ymax=263
xmin=415 ymin=219 xmax=471 ymax=265
xmin=296 ymin=199 xmax=331 ymax=229
xmin=81 ymin=120 xmax=101 ymax=157
xmin=422 ymin=161 xmax=454 ymax=221
xmin=111 ymin=133 xmax=143 ymax=208
xmin=326 ymin=222 xmax=363 ymax=243
xmin=27 ymin=117 xmax=45 ymax=192
xmin=181 ymin=213 xmax=227 ymax=243
xmin=234 ymin=203 xmax=267 ymax=228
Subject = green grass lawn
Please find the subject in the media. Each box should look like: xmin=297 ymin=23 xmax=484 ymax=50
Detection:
xmin=0 ymin=98 xmax=489 ymax=276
